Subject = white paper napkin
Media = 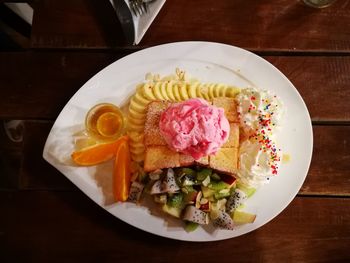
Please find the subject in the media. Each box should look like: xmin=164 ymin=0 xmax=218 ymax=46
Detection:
xmin=110 ymin=0 xmax=166 ymax=45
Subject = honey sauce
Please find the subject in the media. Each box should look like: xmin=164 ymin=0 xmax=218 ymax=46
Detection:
xmin=85 ymin=103 xmax=126 ymax=141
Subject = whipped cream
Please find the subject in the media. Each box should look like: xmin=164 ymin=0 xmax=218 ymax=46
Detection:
xmin=238 ymin=140 xmax=280 ymax=187
xmin=236 ymin=87 xmax=283 ymax=135
xmin=236 ymin=87 xmax=283 ymax=187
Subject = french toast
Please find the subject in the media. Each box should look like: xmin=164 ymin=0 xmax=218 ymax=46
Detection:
xmin=222 ymin=123 xmax=239 ymax=148
xmin=143 ymin=99 xmax=239 ymax=176
xmin=179 ymin=154 xmax=209 ymax=167
xmin=212 ymin=97 xmax=239 ymax=123
xmin=144 ymin=101 xmax=169 ymax=146
xmin=144 ymin=146 xmax=180 ymax=172
xmin=209 ymin=147 xmax=238 ymax=175
xmin=179 ymin=154 xmax=195 ymax=167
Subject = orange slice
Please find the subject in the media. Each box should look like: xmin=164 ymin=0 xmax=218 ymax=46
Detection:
xmin=113 ymin=137 xmax=131 ymax=202
xmin=71 ymin=136 xmax=128 ymax=166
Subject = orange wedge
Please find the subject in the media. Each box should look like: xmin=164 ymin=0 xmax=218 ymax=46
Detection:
xmin=71 ymin=136 xmax=128 ymax=166
xmin=113 ymin=137 xmax=131 ymax=202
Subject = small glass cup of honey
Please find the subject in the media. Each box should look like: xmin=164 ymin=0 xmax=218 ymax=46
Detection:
xmin=85 ymin=103 xmax=126 ymax=141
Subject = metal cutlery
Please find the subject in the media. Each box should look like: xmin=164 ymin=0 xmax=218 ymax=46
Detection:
xmin=129 ymin=0 xmax=157 ymax=16
xmin=111 ymin=0 xmax=135 ymax=44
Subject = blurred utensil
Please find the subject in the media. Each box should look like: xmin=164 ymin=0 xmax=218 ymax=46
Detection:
xmin=129 ymin=0 xmax=157 ymax=16
xmin=111 ymin=0 xmax=135 ymax=44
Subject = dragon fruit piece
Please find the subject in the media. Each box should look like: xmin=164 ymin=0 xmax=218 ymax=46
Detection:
xmin=226 ymin=189 xmax=247 ymax=213
xmin=149 ymin=169 xmax=163 ymax=181
xmin=183 ymin=206 xmax=209 ymax=225
xmin=212 ymin=211 xmax=235 ymax=230
xmin=162 ymin=168 xmax=180 ymax=193
xmin=150 ymin=180 xmax=165 ymax=195
xmin=150 ymin=169 xmax=180 ymax=194
xmin=127 ymin=181 xmax=144 ymax=203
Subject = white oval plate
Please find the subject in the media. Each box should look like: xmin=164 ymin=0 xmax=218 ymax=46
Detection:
xmin=43 ymin=42 xmax=313 ymax=242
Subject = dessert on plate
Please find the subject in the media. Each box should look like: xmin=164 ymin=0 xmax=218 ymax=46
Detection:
xmin=125 ymin=70 xmax=283 ymax=231
xmin=71 ymin=69 xmax=284 ymax=232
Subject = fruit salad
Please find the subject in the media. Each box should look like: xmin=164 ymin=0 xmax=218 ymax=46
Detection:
xmin=138 ymin=166 xmax=256 ymax=231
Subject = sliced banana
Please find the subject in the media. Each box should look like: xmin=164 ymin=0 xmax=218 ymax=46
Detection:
xmin=219 ymin=84 xmax=227 ymax=97
xmin=153 ymin=82 xmax=165 ymax=100
xmin=196 ymin=83 xmax=204 ymax=99
xmin=173 ymin=83 xmax=182 ymax=101
xmin=198 ymin=83 xmax=210 ymax=101
xmin=213 ymin=84 xmax=219 ymax=98
xmin=131 ymin=153 xmax=145 ymax=163
xmin=130 ymin=145 xmax=145 ymax=155
xmin=166 ymin=81 xmax=176 ymax=101
xmin=142 ymin=83 xmax=157 ymax=100
xmin=129 ymin=97 xmax=146 ymax=113
xmin=160 ymin=81 xmax=170 ymax=101
xmin=213 ymin=84 xmax=221 ymax=97
xmin=128 ymin=122 xmax=144 ymax=132
xmin=130 ymin=141 xmax=145 ymax=149
xmin=208 ymin=83 xmax=216 ymax=99
xmin=188 ymin=81 xmax=199 ymax=98
xmin=129 ymin=117 xmax=145 ymax=126
xmin=128 ymin=107 xmax=146 ymax=120
xmin=134 ymin=91 xmax=150 ymax=106
xmin=130 ymin=144 xmax=145 ymax=152
xmin=226 ymin=86 xmax=241 ymax=98
xmin=130 ymin=143 xmax=144 ymax=148
xmin=128 ymin=131 xmax=144 ymax=142
xmin=179 ymin=82 xmax=189 ymax=101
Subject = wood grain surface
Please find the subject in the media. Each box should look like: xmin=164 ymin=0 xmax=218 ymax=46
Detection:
xmin=1 ymin=120 xmax=349 ymax=195
xmin=0 ymin=52 xmax=350 ymax=120
xmin=30 ymin=0 xmax=350 ymax=51
xmin=1 ymin=191 xmax=349 ymax=262
xmin=1 ymin=0 xmax=350 ymax=261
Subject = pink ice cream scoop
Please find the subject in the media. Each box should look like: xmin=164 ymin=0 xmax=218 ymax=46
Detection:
xmin=159 ymin=98 xmax=230 ymax=160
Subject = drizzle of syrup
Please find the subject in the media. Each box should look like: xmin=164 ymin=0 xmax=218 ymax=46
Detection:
xmin=282 ymin=153 xmax=291 ymax=164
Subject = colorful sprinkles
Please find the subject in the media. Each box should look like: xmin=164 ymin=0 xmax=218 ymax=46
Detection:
xmin=246 ymin=96 xmax=281 ymax=176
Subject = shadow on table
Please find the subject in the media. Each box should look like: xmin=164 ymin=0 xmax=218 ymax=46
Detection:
xmin=86 ymin=0 xmax=130 ymax=46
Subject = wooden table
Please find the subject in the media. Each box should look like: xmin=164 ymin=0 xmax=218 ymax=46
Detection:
xmin=1 ymin=0 xmax=350 ymax=262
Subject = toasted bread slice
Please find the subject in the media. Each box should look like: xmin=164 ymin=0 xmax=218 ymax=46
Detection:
xmin=144 ymin=146 xmax=180 ymax=172
xmin=144 ymin=98 xmax=239 ymax=174
xmin=179 ymin=154 xmax=210 ymax=167
xmin=222 ymin=123 xmax=239 ymax=148
xmin=144 ymin=101 xmax=168 ymax=146
xmin=209 ymin=147 xmax=238 ymax=175
xmin=179 ymin=154 xmax=195 ymax=167
xmin=195 ymin=156 xmax=209 ymax=166
xmin=212 ymin=97 xmax=238 ymax=123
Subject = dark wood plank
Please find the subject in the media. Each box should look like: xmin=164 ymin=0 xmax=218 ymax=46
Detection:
xmin=302 ymin=125 xmax=350 ymax=195
xmin=265 ymin=56 xmax=350 ymax=122
xmin=1 ymin=191 xmax=349 ymax=262
xmin=0 ymin=51 xmax=128 ymax=119
xmin=0 ymin=120 xmax=23 ymax=189
xmin=20 ymin=120 xmax=75 ymax=190
xmin=31 ymin=0 xmax=129 ymax=48
xmin=15 ymin=121 xmax=350 ymax=196
xmin=1 ymin=52 xmax=350 ymax=121
xmin=31 ymin=0 xmax=350 ymax=51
